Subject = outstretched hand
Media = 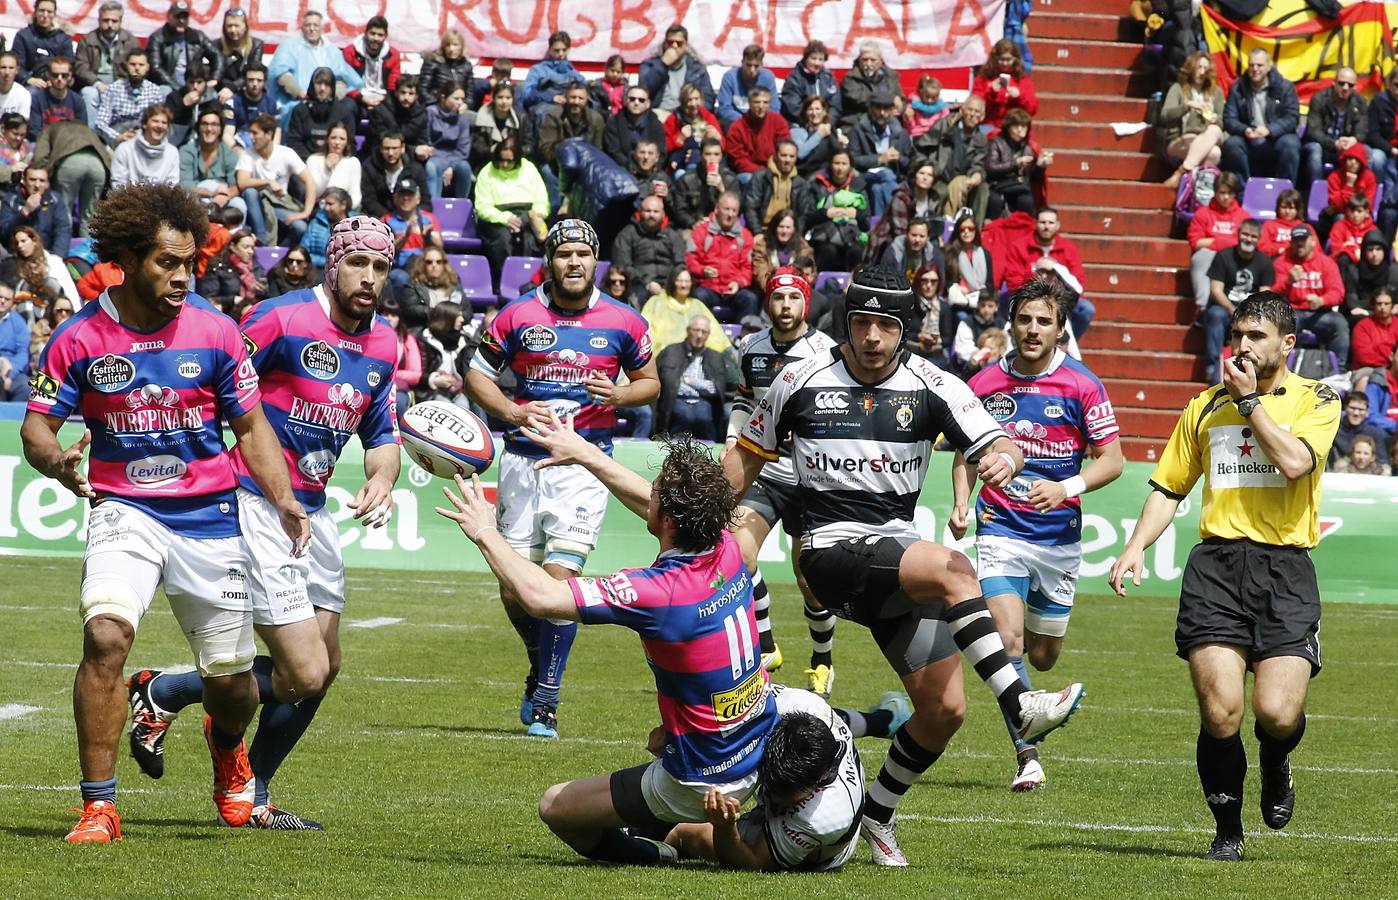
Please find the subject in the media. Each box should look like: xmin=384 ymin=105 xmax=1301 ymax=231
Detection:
xmin=435 ymin=473 xmax=498 ymax=542
xmin=522 ymin=410 xmax=596 ymax=470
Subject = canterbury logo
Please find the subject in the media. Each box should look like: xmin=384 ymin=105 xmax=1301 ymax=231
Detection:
xmin=814 ymin=391 xmax=849 ymax=411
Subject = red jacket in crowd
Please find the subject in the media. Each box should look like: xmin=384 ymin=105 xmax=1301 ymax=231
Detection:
xmin=1271 ymin=246 xmax=1343 ymax=309
xmin=1328 ymin=214 xmax=1379 ymax=263
xmin=1326 ymin=142 xmax=1377 ymax=212
xmin=686 ymin=214 xmax=754 ymax=294
xmin=1187 ymin=197 xmax=1249 ymax=253
xmin=1351 ymin=314 xmax=1398 ymax=368
xmin=1259 ymin=217 xmax=1316 ymax=258
xmin=665 ymin=108 xmax=724 ymax=155
xmin=343 ymin=40 xmax=402 ymax=102
xmin=725 ymin=111 xmax=792 ymax=174
xmin=1002 ymin=232 xmax=1087 ymax=293
xmin=970 ymin=73 xmax=1039 ymax=126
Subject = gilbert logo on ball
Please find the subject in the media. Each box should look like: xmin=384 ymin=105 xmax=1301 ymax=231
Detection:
xmin=399 ymin=400 xmax=496 ymax=479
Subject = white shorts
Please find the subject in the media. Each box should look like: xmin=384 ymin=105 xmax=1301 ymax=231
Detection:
xmin=495 ymin=451 xmax=608 ymax=571
xmin=237 ymin=488 xmax=345 ymax=625
xmin=634 ymin=757 xmax=760 ymax=824
xmin=80 ymin=502 xmax=254 ymax=677
xmin=975 ymin=534 xmax=1081 ymax=638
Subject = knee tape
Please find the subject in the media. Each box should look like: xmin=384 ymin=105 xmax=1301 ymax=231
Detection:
xmin=543 ymin=537 xmax=591 ymax=573
xmin=188 ymin=615 xmax=257 ymax=678
xmin=79 ymin=576 xmax=145 ymax=629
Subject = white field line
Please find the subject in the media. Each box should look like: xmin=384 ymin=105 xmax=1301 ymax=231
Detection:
xmin=898 ymin=812 xmax=1396 ymax=845
xmin=1087 ymin=704 xmax=1390 ymax=724
xmin=0 ymin=704 xmax=40 ymax=721
xmin=936 ymin=747 xmax=1397 ymax=777
xmin=345 ymin=616 xmax=405 ymax=629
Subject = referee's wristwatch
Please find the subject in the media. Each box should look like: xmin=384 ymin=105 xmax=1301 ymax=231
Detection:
xmin=1235 ymin=393 xmax=1261 ymax=418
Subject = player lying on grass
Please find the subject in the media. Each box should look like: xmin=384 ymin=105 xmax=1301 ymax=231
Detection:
xmin=436 ymin=428 xmax=777 ymax=865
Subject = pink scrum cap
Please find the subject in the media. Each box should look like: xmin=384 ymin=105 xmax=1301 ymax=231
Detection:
xmin=323 ymin=215 xmax=395 ymax=297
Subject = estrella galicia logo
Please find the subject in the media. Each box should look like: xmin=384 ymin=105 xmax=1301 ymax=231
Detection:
xmin=983 ymin=392 xmax=1017 ymax=422
xmin=301 ymin=340 xmax=341 ymax=380
xmin=87 ymin=354 xmax=137 ymax=393
xmin=521 ymin=325 xmax=557 ymax=352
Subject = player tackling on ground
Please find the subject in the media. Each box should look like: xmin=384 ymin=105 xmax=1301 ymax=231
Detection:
xmin=724 ymin=268 xmax=841 ymax=695
xmin=951 ymin=278 xmax=1122 ymax=791
xmin=1110 ymin=291 xmax=1339 ymax=862
xmin=724 ymin=265 xmax=1086 ymax=866
xmin=125 ymin=216 xmax=402 ymax=829
xmin=466 ymin=219 xmax=659 ymax=738
xmin=437 ymin=432 xmax=775 ymax=865
xmin=21 ymin=183 xmax=309 ymax=843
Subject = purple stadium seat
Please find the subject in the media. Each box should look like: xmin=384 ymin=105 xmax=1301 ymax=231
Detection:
xmin=438 ymin=198 xmax=482 ymax=253
xmin=449 ymin=254 xmax=497 ymax=308
xmin=815 ymin=271 xmax=850 ymax=293
xmin=594 ymin=260 xmax=611 ymax=285
xmin=1241 ymin=177 xmax=1292 ymax=221
xmin=722 ymin=322 xmax=742 ymax=341
xmin=499 ymin=256 xmax=544 ymax=300
xmin=255 ymin=246 xmax=288 ymax=272
xmin=1306 ymin=181 xmax=1327 ymax=224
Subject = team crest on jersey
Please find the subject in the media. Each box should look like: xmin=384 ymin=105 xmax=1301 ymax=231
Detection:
xmin=588 ymin=334 xmax=609 ymax=349
xmin=858 ymin=393 xmax=879 ymax=415
xmin=895 ymin=404 xmax=913 ymax=430
xmin=176 ymin=354 xmax=202 ymax=379
xmin=367 ymin=370 xmax=382 ymax=387
xmin=521 ymin=325 xmax=557 ymax=351
xmin=983 ymin=392 xmax=1017 ymax=421
xmin=301 ymin=341 xmax=341 ymax=380
xmin=87 ymin=354 xmax=137 ymax=393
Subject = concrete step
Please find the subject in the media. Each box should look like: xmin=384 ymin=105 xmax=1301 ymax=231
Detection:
xmin=1083 ymin=349 xmax=1203 ymax=382
xmin=1069 ymin=233 xmax=1190 ymax=267
xmin=1115 ymin=406 xmax=1184 ymax=439
xmin=1053 ymin=148 xmax=1172 ymax=182
xmin=1086 ymin=264 xmax=1189 ymax=296
xmin=1038 ymin=92 xmax=1149 ymax=124
xmin=1094 ymin=294 xmax=1194 ymax=325
xmin=1050 ymin=178 xmax=1175 ymax=210
xmin=1120 ymin=435 xmax=1168 ymax=463
xmin=1102 ymin=378 xmax=1207 ymax=411
xmin=1035 ymin=0 xmax=1131 ymax=16
xmin=1035 ymin=120 xmax=1155 ymax=153
xmin=1058 ymin=205 xmax=1173 ymax=238
xmin=1031 ymin=12 xmax=1141 ymax=43
xmin=1087 ymin=321 xmax=1202 ymax=353
xmin=1028 ymin=38 xmax=1148 ymax=71
xmin=1033 ymin=65 xmax=1158 ymax=99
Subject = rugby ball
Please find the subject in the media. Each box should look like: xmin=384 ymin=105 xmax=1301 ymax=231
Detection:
xmin=399 ymin=401 xmax=496 ymax=478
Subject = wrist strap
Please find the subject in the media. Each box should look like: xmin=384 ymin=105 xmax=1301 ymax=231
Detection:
xmin=1060 ymin=474 xmax=1087 ymax=499
xmin=996 ymin=451 xmax=1016 ymax=473
xmin=470 ymin=524 xmax=498 ymax=542
xmin=1236 ymin=392 xmax=1259 ymax=404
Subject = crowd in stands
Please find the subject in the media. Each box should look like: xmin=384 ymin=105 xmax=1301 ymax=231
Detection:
xmin=0 ymin=2 xmax=1393 ymax=475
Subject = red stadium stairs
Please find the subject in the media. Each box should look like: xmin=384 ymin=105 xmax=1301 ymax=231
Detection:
xmin=1029 ymin=0 xmax=1204 ymax=462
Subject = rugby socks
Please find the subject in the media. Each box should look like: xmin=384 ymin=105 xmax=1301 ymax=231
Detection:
xmin=835 ymin=707 xmax=894 ymax=739
xmin=532 ymin=619 xmax=577 ymax=709
xmin=1197 ymin=728 xmax=1246 ymax=838
xmin=148 ymin=669 xmax=207 ymax=714
xmin=1257 ymin=714 xmax=1306 ymax=767
xmin=248 ymin=693 xmax=325 ymax=808
xmin=751 ymin=568 xmax=776 ymax=654
xmin=80 ymin=777 xmax=117 ymax=804
xmin=208 ymin=719 xmax=244 ymax=750
xmin=1000 ymin=656 xmax=1034 ymax=753
xmin=581 ymin=828 xmax=665 ymax=865
xmin=864 ymin=725 xmax=942 ymax=824
xmin=945 ymin=598 xmax=1028 ymax=727
xmin=805 ymin=600 xmax=836 ymax=669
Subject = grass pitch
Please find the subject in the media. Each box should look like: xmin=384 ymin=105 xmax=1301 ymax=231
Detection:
xmin=1 ymin=556 xmax=1394 ymax=898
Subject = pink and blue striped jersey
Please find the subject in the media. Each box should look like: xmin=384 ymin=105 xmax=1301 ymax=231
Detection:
xmin=471 ymin=287 xmax=652 ymax=458
xmin=231 ymin=288 xmax=400 ymax=512
xmin=967 ymin=350 xmax=1119 ymax=545
xmin=569 ymin=530 xmax=777 ymax=784
xmin=26 ymin=291 xmax=259 ymax=538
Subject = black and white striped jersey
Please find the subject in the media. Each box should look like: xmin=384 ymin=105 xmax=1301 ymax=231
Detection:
xmin=738 ymin=686 xmax=863 ymax=872
xmin=729 ymin=325 xmax=841 ymax=486
xmin=738 ymin=348 xmax=1004 ymax=549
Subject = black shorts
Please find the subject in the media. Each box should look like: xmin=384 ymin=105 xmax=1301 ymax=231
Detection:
xmin=740 ymin=476 xmax=804 ymax=538
xmin=800 ymin=536 xmax=957 ymax=677
xmin=1175 ymin=539 xmax=1322 ymax=675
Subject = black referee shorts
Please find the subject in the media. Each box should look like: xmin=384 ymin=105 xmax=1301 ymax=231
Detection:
xmin=739 ymin=476 xmax=804 ymax=538
xmin=1175 ymin=539 xmax=1322 ymax=676
xmin=800 ymin=536 xmax=957 ymax=676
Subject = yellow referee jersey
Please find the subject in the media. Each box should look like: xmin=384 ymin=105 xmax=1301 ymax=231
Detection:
xmin=1149 ymin=371 xmax=1341 ymax=548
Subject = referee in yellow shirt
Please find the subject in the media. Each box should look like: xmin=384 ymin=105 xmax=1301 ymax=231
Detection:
xmin=1109 ymin=292 xmax=1340 ymax=862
